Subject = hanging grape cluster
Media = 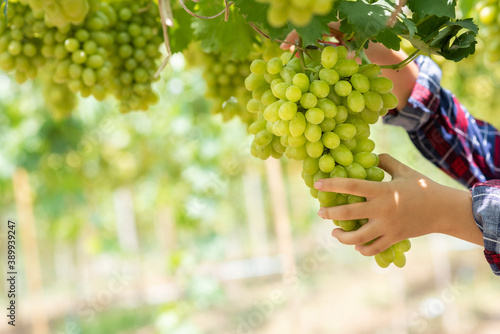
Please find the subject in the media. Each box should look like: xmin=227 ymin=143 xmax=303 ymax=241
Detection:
xmin=473 ymin=1 xmax=500 ymax=63
xmin=0 ymin=0 xmax=163 ymax=115
xmin=256 ymin=0 xmax=335 ymax=28
xmin=245 ymin=45 xmax=411 ymax=268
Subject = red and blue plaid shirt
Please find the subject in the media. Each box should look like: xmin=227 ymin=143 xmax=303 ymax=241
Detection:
xmin=384 ymin=56 xmax=500 ymax=275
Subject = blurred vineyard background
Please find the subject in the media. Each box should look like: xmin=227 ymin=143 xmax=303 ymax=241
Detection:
xmin=2 ymin=1 xmax=500 ymax=334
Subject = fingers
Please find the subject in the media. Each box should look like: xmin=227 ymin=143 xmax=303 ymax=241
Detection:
xmin=377 ymin=153 xmax=412 ymax=177
xmin=319 ymin=202 xmax=373 ymax=220
xmin=331 ymin=223 xmax=381 ymax=246
xmin=354 ymin=236 xmax=393 ymax=257
xmin=314 ymin=177 xmax=382 ymax=198
xmin=280 ymin=30 xmax=299 ymax=50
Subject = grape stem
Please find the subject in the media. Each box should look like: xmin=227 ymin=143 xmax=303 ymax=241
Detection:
xmin=298 ymin=37 xmax=307 ymax=71
xmin=155 ymin=0 xmax=174 ymax=78
xmin=379 ymin=49 xmax=422 ymax=70
xmin=178 ymin=0 xmax=234 ymax=20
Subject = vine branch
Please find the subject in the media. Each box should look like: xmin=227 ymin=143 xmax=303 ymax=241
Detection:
xmin=178 ymin=0 xmax=234 ymax=21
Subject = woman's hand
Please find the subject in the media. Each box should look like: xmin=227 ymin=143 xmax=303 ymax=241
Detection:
xmin=314 ymin=154 xmax=483 ymax=256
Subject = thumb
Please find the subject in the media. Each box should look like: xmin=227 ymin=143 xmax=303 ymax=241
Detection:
xmin=377 ymin=153 xmax=413 ymax=177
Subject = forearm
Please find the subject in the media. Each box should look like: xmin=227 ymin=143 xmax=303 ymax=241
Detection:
xmin=433 ymin=185 xmax=483 ymax=247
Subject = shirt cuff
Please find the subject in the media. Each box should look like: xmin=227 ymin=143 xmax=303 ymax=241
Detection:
xmin=471 ymin=180 xmax=500 ymax=275
xmin=383 ymin=55 xmax=443 ymax=132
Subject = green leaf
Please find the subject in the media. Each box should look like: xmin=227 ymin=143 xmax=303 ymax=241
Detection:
xmin=375 ymin=30 xmax=401 ymax=50
xmin=338 ymin=0 xmax=393 ymax=40
xmin=439 ymin=30 xmax=476 ymax=61
xmin=232 ymin=0 xmax=290 ymax=41
xmin=412 ymin=15 xmax=449 ymax=42
xmin=407 ymin=0 xmax=456 ymax=20
xmin=192 ymin=4 xmax=258 ymax=60
xmin=401 ymin=17 xmax=417 ymax=38
xmin=294 ymin=15 xmax=332 ymax=47
xmin=170 ymin=5 xmax=195 ymax=54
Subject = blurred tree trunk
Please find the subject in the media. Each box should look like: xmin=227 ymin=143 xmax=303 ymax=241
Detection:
xmin=13 ymin=168 xmax=50 ymax=334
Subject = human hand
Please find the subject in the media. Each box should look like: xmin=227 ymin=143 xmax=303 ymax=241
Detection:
xmin=314 ymin=154 xmax=483 ymax=256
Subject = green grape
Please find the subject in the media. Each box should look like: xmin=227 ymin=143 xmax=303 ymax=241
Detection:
xmin=309 ymin=80 xmax=330 ymax=98
xmin=272 ymin=82 xmax=290 ymax=100
xmin=334 ymin=80 xmax=352 ymax=97
xmin=279 ymin=101 xmax=298 ymax=120
xmin=330 ymin=165 xmax=348 ymax=178
xmin=321 ymin=46 xmax=338 ymax=69
xmin=334 ymin=105 xmax=349 ymax=124
xmin=288 ymin=134 xmax=307 ymax=148
xmin=393 ymin=252 xmax=406 ymax=268
xmin=353 ymin=138 xmax=375 ymax=154
xmin=347 ymin=90 xmax=365 ymax=113
xmin=280 ymin=66 xmax=296 ymax=84
xmin=245 ymin=73 xmax=266 ymax=91
xmin=331 ymin=144 xmax=353 ymax=166
xmin=380 ymin=92 xmax=398 ymax=109
xmin=363 ymin=91 xmax=384 ymax=112
xmin=348 ymin=195 xmax=365 ymax=204
xmin=317 ymin=98 xmax=337 ymax=118
xmin=286 ymin=85 xmax=302 ymax=102
xmin=318 ymin=191 xmax=337 ymax=207
xmin=342 ymin=137 xmax=357 ymax=151
xmin=353 ymin=152 xmax=377 ymax=169
xmin=334 ymin=124 xmax=357 ymax=140
xmin=319 ymin=68 xmax=339 ymax=85
xmin=374 ymin=254 xmax=390 ymax=268
xmin=322 ymin=131 xmax=340 ymax=149
xmin=319 ymin=154 xmax=335 ymax=173
xmin=361 ymin=109 xmax=380 ymax=125
xmin=289 ymin=112 xmax=307 ymax=137
xmin=303 ymin=156 xmax=320 ymax=174
xmin=305 ymin=107 xmax=325 ymax=124
xmin=345 ymin=162 xmax=366 ymax=179
xmin=359 ymin=63 xmax=381 ymax=78
xmin=304 ymin=123 xmax=322 ymax=142
xmin=350 ymin=73 xmax=370 ymax=93
xmin=300 ymin=92 xmax=318 ymax=109
xmin=339 ymin=220 xmax=357 ymax=231
xmin=334 ymin=58 xmax=359 ymax=77
xmin=306 ymin=140 xmax=324 ymax=158
xmin=369 ymin=76 xmax=394 ymax=94
xmin=394 ymin=239 xmax=411 ymax=253
xmin=267 ymin=57 xmax=283 ymax=74
xmin=293 ymin=72 xmax=310 ymax=93
xmin=378 ymin=247 xmax=395 ymax=264
xmin=319 ymin=117 xmax=336 ymax=132
xmin=251 ymin=59 xmax=267 ymax=74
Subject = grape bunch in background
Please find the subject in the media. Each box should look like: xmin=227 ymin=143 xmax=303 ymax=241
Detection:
xmin=244 ymin=45 xmax=411 ymax=268
xmin=256 ymin=0 xmax=335 ymax=28
xmin=0 ymin=0 xmax=163 ymax=115
xmin=474 ymin=1 xmax=500 ymax=63
xmin=25 ymin=0 xmax=91 ymax=27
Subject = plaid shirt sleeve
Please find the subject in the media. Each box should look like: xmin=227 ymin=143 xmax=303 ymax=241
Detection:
xmin=383 ymin=55 xmax=500 ymax=275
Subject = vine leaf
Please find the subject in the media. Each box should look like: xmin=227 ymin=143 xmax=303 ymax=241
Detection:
xmin=232 ymin=0 xmax=290 ymax=41
xmin=192 ymin=1 xmax=258 ymax=60
xmin=338 ymin=0 xmax=393 ymax=41
xmin=293 ymin=15 xmax=332 ymax=47
xmin=407 ymin=0 xmax=456 ymax=20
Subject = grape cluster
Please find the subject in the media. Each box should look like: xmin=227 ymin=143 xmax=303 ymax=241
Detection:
xmin=256 ymin=0 xmax=335 ymax=28
xmin=0 ymin=2 xmax=46 ymax=83
xmin=201 ymin=52 xmax=254 ymax=123
xmin=24 ymin=0 xmax=90 ymax=28
xmin=108 ymin=1 xmax=163 ymax=113
xmin=474 ymin=1 xmax=500 ymax=63
xmin=245 ymin=45 xmax=411 ymax=268
xmin=0 ymin=0 xmax=163 ymax=114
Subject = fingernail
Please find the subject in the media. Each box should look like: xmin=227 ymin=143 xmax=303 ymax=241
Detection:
xmin=318 ymin=208 xmax=324 ymax=217
xmin=314 ymin=181 xmax=323 ymax=190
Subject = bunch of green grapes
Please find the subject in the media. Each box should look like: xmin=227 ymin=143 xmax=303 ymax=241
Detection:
xmin=107 ymin=1 xmax=163 ymax=113
xmin=42 ymin=75 xmax=77 ymax=120
xmin=201 ymin=52 xmax=255 ymax=123
xmin=256 ymin=0 xmax=335 ymax=28
xmin=473 ymin=1 xmax=500 ymax=63
xmin=23 ymin=0 xmax=91 ymax=28
xmin=245 ymin=45 xmax=411 ymax=268
xmin=0 ymin=1 xmax=47 ymax=83
xmin=46 ymin=2 xmax=115 ymax=101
